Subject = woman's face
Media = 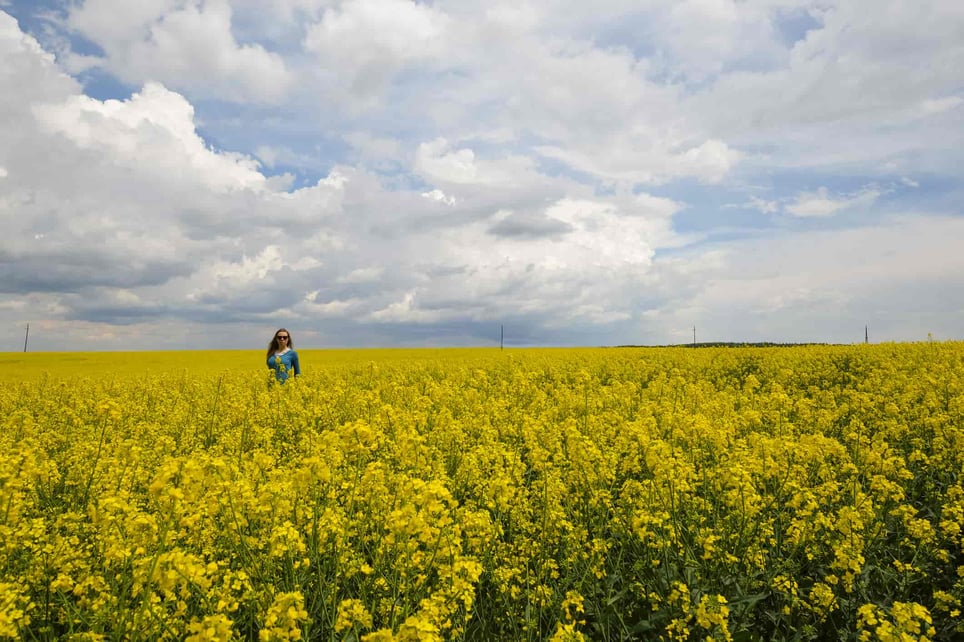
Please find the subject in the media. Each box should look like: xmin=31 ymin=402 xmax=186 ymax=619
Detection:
xmin=275 ymin=331 xmax=290 ymax=349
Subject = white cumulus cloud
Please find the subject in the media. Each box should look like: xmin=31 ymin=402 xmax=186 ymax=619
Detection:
xmin=66 ymin=0 xmax=293 ymax=102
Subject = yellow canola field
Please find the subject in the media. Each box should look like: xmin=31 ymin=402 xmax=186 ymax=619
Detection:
xmin=1 ymin=344 xmax=963 ymax=641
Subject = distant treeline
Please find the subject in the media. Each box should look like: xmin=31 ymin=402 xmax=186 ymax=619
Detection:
xmin=615 ymin=342 xmax=836 ymax=348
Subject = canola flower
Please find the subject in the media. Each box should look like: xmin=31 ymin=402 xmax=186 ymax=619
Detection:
xmin=1 ymin=344 xmax=963 ymax=640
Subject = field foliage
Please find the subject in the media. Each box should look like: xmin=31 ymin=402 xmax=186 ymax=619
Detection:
xmin=1 ymin=344 xmax=963 ymax=641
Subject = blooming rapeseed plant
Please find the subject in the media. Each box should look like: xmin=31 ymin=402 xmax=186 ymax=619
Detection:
xmin=1 ymin=343 xmax=963 ymax=640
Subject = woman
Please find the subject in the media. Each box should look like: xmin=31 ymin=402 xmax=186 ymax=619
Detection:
xmin=266 ymin=328 xmax=301 ymax=382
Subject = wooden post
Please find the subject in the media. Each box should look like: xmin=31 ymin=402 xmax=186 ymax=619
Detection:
xmin=23 ymin=323 xmax=29 ymax=352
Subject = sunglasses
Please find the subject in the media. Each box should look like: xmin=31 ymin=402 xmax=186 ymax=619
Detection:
xmin=277 ymin=335 xmax=289 ymax=340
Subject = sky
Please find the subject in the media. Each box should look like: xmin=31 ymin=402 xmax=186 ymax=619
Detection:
xmin=1 ymin=0 xmax=962 ymax=351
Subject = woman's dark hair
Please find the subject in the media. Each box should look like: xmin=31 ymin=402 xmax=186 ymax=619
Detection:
xmin=266 ymin=328 xmax=294 ymax=361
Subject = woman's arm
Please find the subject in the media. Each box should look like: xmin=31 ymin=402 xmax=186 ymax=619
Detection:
xmin=292 ymin=351 xmax=301 ymax=376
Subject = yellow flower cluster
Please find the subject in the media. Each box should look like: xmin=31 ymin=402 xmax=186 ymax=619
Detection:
xmin=2 ymin=343 xmax=963 ymax=640
xmin=857 ymin=601 xmax=934 ymax=641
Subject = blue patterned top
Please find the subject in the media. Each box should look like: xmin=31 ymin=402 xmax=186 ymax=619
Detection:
xmin=267 ymin=349 xmax=300 ymax=382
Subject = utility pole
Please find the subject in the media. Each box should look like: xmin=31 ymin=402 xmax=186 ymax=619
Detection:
xmin=500 ymin=324 xmax=504 ymax=351
xmin=693 ymin=325 xmax=696 ymax=347
xmin=23 ymin=323 xmax=29 ymax=352
xmin=865 ymin=325 xmax=868 ymax=344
